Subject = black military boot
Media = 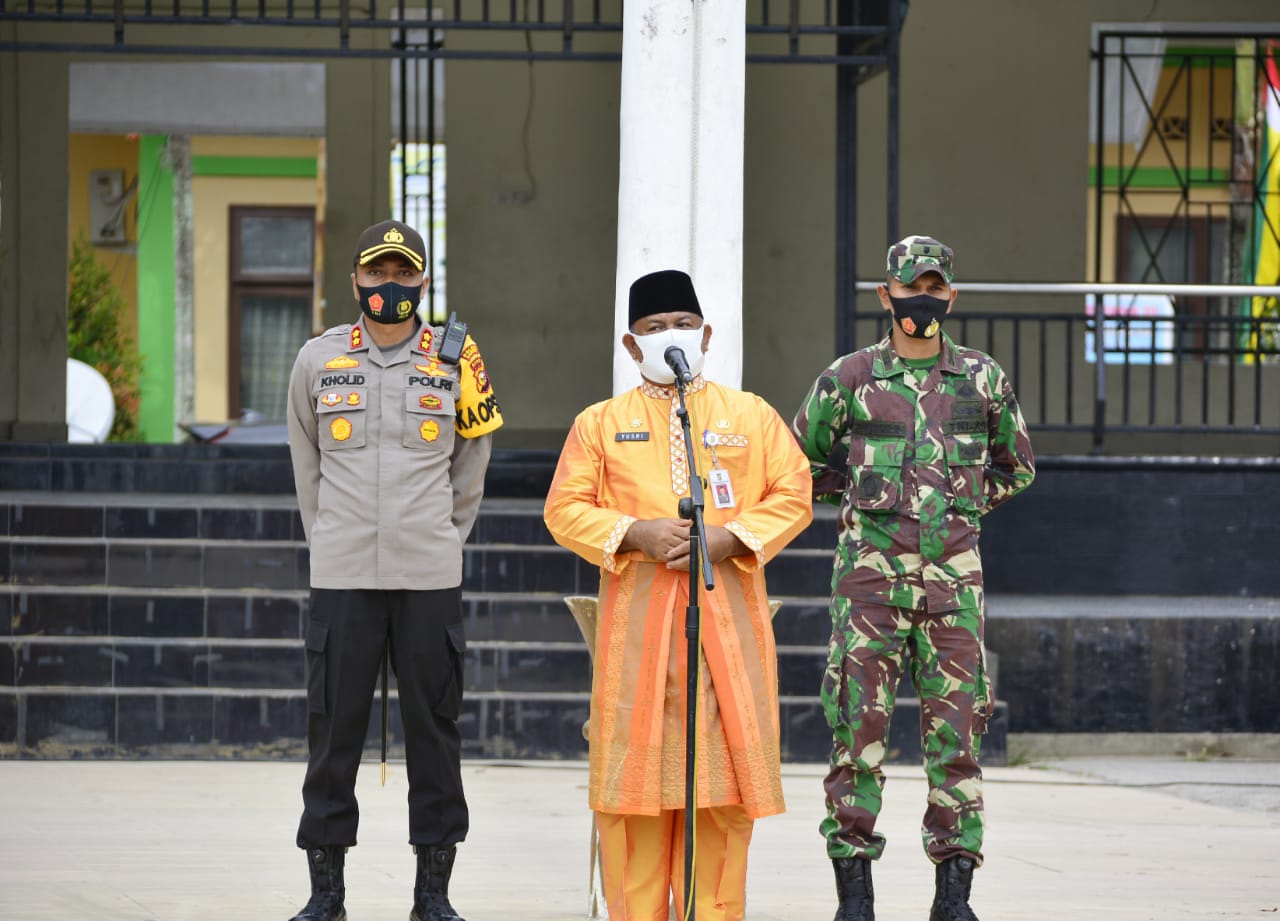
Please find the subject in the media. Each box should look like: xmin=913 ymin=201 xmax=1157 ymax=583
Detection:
xmin=409 ymin=845 xmax=466 ymax=921
xmin=288 ymin=846 xmax=347 ymax=921
xmin=929 ymin=855 xmax=979 ymax=921
xmin=831 ymin=856 xmax=875 ymax=921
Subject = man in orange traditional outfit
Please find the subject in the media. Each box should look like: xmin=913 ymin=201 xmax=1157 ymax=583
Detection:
xmin=543 ymin=269 xmax=813 ymax=921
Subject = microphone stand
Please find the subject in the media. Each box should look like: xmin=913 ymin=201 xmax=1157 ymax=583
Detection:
xmin=673 ymin=371 xmax=714 ymax=921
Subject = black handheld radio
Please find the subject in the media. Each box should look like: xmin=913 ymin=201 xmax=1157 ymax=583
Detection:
xmin=438 ymin=312 xmax=468 ymax=364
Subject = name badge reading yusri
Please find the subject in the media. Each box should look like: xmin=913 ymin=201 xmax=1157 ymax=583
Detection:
xmin=615 ymin=432 xmax=649 ymax=442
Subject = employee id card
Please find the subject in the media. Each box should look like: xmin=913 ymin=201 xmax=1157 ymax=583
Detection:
xmin=708 ymin=467 xmax=736 ymax=509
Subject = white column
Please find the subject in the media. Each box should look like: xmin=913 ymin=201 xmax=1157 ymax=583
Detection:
xmin=613 ymin=1 xmax=745 ymax=394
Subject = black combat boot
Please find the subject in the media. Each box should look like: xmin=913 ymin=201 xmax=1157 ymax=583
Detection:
xmin=288 ymin=846 xmax=347 ymax=921
xmin=929 ymin=855 xmax=979 ymax=921
xmin=409 ymin=845 xmax=466 ymax=921
xmin=831 ymin=856 xmax=875 ymax=921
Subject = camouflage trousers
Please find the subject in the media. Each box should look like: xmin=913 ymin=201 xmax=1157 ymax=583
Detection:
xmin=819 ymin=597 xmax=992 ymax=864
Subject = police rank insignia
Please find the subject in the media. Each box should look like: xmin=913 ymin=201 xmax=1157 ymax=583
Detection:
xmin=349 ymin=327 xmax=363 ymax=349
xmin=420 ymin=394 xmax=442 ymax=410
xmin=330 ymin=417 xmax=352 ymax=441
xmin=324 ymin=356 xmax=360 ymax=370
xmin=419 ymin=327 xmax=434 ymax=353
xmin=420 ymin=419 xmax=440 ymax=442
xmin=320 ymin=392 xmax=342 ymax=407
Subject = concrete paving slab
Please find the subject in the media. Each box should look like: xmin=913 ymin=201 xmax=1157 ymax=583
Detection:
xmin=0 ymin=757 xmax=1277 ymax=920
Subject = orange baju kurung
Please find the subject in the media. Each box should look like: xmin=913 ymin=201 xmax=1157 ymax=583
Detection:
xmin=544 ymin=376 xmax=813 ymax=820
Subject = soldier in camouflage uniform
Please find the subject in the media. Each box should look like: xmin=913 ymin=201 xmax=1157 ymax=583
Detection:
xmin=791 ymin=235 xmax=1035 ymax=921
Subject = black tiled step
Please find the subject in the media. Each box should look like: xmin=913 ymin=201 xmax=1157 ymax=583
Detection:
xmin=1 ymin=689 xmax=306 ymax=755
xmin=2 ymin=588 xmax=616 ymax=645
xmin=0 ymin=688 xmax=1006 ymax=766
xmin=0 ymin=494 xmax=303 ymax=541
xmin=0 ymin=493 xmax=838 ymax=551
xmin=0 ymin=445 xmax=561 ymax=498
xmin=0 ymin=538 xmax=311 ymax=591
xmin=0 ymin=533 xmax=832 ymax=598
xmin=988 ymin=612 xmax=1280 ymax=733
xmin=0 ymin=635 xmax=845 ymax=703
xmin=3 ymin=638 xmax=303 ymax=689
xmin=3 ymin=589 xmax=305 ymax=639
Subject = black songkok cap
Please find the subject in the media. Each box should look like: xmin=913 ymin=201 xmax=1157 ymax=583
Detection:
xmin=628 ymin=269 xmax=702 ymax=328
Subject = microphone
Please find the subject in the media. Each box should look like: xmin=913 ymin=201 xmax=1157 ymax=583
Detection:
xmin=664 ymin=346 xmax=694 ymax=383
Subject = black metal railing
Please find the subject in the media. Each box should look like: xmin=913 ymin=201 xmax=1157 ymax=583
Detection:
xmin=852 ymin=292 xmax=1280 ymax=452
xmin=0 ymin=0 xmax=899 ymax=63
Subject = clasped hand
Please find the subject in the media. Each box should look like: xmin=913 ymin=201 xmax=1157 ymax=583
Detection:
xmin=620 ymin=517 xmax=745 ymax=571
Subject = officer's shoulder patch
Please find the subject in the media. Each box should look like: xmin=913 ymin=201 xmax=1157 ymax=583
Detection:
xmin=454 ymin=334 xmax=502 ymax=438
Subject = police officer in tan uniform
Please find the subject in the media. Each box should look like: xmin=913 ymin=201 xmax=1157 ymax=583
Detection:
xmin=285 ymin=219 xmax=502 ymax=921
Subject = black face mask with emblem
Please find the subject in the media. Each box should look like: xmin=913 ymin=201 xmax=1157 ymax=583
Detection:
xmin=887 ymin=292 xmax=949 ymax=339
xmin=357 ymin=281 xmax=421 ymax=325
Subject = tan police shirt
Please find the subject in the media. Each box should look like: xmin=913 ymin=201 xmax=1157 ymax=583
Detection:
xmin=286 ymin=316 xmax=503 ymax=590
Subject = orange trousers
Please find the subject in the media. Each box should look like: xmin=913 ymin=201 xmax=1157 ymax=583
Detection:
xmin=595 ymin=806 xmax=754 ymax=921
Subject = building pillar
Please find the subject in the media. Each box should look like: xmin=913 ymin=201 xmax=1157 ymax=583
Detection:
xmin=322 ymin=57 xmax=392 ymax=329
xmin=613 ymin=1 xmax=745 ymax=393
xmin=0 ymin=47 xmax=69 ymax=442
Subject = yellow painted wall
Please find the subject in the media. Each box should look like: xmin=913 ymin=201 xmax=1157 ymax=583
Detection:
xmin=190 ymin=135 xmax=321 ymax=422
xmin=67 ymin=134 xmax=139 ymax=338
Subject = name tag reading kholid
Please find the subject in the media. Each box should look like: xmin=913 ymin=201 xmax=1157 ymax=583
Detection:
xmin=708 ymin=468 xmax=736 ymax=509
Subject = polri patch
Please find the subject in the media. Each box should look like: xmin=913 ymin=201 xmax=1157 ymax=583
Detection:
xmin=615 ymin=432 xmax=649 ymax=442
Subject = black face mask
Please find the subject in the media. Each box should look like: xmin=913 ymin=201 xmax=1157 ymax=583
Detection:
xmin=887 ymin=292 xmax=948 ymax=339
xmin=357 ymin=281 xmax=421 ymax=325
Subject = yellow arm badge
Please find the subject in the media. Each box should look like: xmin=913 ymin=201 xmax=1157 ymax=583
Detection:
xmin=453 ymin=335 xmax=503 ymax=438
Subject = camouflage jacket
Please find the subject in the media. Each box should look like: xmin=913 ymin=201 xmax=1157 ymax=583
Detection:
xmin=791 ymin=331 xmax=1035 ymax=612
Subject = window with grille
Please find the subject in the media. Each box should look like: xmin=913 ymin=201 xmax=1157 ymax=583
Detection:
xmin=228 ymin=206 xmax=315 ymax=420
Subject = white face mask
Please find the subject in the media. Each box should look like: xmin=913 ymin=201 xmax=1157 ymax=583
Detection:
xmin=632 ymin=327 xmax=707 ymax=384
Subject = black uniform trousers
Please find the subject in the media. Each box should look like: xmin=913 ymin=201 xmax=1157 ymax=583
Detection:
xmin=297 ymin=587 xmax=468 ymax=849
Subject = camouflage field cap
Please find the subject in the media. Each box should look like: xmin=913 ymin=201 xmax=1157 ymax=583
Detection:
xmin=886 ymin=234 xmax=954 ymax=284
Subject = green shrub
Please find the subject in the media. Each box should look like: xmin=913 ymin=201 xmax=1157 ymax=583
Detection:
xmin=66 ymin=236 xmax=142 ymax=441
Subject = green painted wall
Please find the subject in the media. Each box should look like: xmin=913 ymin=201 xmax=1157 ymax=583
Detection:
xmin=191 ymin=155 xmax=317 ymax=178
xmin=137 ymin=135 xmax=176 ymax=443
